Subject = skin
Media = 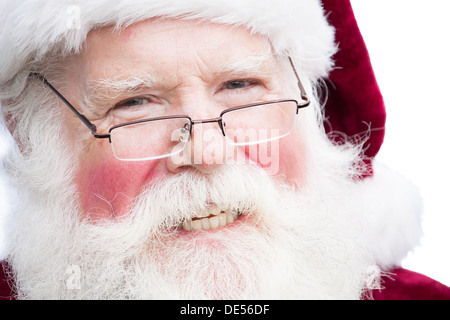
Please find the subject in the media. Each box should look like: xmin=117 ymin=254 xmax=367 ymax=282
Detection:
xmin=57 ymin=18 xmax=306 ymax=220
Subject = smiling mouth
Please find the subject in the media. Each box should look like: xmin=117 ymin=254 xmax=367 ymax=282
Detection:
xmin=179 ymin=204 xmax=243 ymax=232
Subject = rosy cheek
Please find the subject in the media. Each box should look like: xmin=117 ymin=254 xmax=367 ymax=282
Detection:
xmin=243 ymin=134 xmax=306 ymax=184
xmin=77 ymin=156 xmax=161 ymax=220
xmin=243 ymin=141 xmax=282 ymax=176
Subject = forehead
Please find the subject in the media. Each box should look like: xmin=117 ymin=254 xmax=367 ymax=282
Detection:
xmin=80 ymin=18 xmax=275 ymax=81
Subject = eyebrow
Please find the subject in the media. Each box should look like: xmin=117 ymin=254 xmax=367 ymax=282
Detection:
xmin=82 ymin=73 xmax=158 ymax=110
xmin=217 ymin=52 xmax=277 ymax=76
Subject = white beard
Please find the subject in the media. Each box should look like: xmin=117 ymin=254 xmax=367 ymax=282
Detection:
xmin=5 ymin=159 xmax=380 ymax=300
xmin=2 ymin=79 xmax=382 ymax=299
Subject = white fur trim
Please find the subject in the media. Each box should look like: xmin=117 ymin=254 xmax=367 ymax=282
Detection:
xmin=0 ymin=0 xmax=336 ymax=84
xmin=357 ymin=161 xmax=424 ymax=269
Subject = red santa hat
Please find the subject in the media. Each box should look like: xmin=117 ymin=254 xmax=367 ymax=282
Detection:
xmin=322 ymin=0 xmax=386 ymax=175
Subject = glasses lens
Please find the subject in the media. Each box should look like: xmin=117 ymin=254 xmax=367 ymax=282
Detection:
xmin=109 ymin=117 xmax=191 ymax=161
xmin=221 ymin=101 xmax=298 ymax=145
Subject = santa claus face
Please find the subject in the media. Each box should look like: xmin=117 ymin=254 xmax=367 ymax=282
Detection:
xmin=5 ymin=18 xmax=377 ymax=299
xmin=61 ymin=18 xmax=307 ymax=223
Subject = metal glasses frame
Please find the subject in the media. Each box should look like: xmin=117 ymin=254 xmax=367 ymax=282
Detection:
xmin=29 ymin=57 xmax=310 ymax=143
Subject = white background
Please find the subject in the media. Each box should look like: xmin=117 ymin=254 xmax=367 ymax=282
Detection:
xmin=0 ymin=0 xmax=449 ymax=288
xmin=351 ymin=0 xmax=450 ymax=286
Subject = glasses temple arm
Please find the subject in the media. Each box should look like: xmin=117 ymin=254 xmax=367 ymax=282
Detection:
xmin=288 ymin=57 xmax=310 ymax=107
xmin=29 ymin=73 xmax=109 ymax=138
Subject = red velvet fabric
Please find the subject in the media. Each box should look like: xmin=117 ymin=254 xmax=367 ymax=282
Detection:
xmin=372 ymin=268 xmax=450 ymax=300
xmin=0 ymin=262 xmax=13 ymax=300
xmin=321 ymin=0 xmax=386 ymax=175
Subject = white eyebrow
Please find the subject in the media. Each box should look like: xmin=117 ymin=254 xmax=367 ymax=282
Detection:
xmin=87 ymin=73 xmax=158 ymax=99
xmin=217 ymin=51 xmax=278 ymax=76
xmin=81 ymin=73 xmax=159 ymax=112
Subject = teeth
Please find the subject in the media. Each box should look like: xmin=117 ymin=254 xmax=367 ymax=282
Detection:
xmin=209 ymin=204 xmax=221 ymax=216
xmin=191 ymin=219 xmax=203 ymax=232
xmin=196 ymin=208 xmax=210 ymax=218
xmin=201 ymin=218 xmax=211 ymax=230
xmin=180 ymin=209 xmax=242 ymax=232
xmin=209 ymin=215 xmax=220 ymax=229
xmin=195 ymin=204 xmax=221 ymax=218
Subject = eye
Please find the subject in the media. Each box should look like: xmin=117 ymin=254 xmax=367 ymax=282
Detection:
xmin=116 ymin=97 xmax=149 ymax=109
xmin=225 ymin=80 xmax=253 ymax=90
xmin=218 ymin=79 xmax=265 ymax=107
xmin=224 ymin=80 xmax=258 ymax=90
xmin=109 ymin=95 xmax=167 ymax=121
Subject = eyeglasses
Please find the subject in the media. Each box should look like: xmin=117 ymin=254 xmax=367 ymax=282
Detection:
xmin=29 ymin=57 xmax=310 ymax=161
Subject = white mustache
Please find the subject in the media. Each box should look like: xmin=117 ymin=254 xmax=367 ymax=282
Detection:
xmin=99 ymin=163 xmax=281 ymax=239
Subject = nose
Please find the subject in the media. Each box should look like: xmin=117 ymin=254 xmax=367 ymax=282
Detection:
xmin=166 ymin=117 xmax=237 ymax=174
